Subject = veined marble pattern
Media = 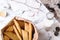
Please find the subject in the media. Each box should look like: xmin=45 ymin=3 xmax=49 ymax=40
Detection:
xmin=40 ymin=0 xmax=60 ymax=40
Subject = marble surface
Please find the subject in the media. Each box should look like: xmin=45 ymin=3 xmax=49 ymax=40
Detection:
xmin=40 ymin=0 xmax=60 ymax=40
xmin=0 ymin=0 xmax=58 ymax=40
xmin=0 ymin=0 xmax=55 ymax=29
